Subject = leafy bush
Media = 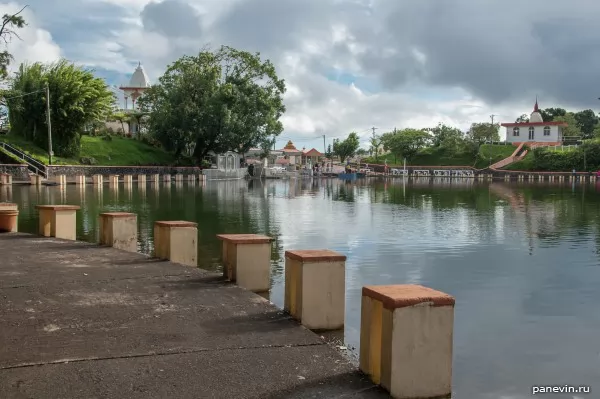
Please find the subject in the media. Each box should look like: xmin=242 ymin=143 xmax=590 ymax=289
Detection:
xmin=101 ymin=134 xmax=113 ymax=141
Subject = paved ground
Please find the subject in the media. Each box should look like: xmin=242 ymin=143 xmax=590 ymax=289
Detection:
xmin=0 ymin=233 xmax=388 ymax=399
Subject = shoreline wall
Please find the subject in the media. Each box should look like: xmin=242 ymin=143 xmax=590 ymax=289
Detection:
xmin=46 ymin=165 xmax=203 ymax=177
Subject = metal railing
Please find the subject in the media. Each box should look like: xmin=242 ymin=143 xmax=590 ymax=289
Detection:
xmin=0 ymin=141 xmax=47 ymax=178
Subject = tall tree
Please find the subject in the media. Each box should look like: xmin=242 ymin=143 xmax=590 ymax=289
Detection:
xmin=333 ymin=132 xmax=360 ymax=163
xmin=467 ymin=123 xmax=500 ymax=144
xmin=539 ymin=107 xmax=566 ymax=122
xmin=369 ymin=135 xmax=380 ymax=159
xmin=138 ymin=46 xmax=286 ymax=161
xmin=429 ymin=123 xmax=464 ymax=148
xmin=573 ymin=109 xmax=599 ymax=139
xmin=515 ymin=114 xmax=529 ymax=123
xmin=7 ymin=60 xmax=115 ymax=157
xmin=380 ymin=128 xmax=430 ymax=161
xmin=554 ymin=113 xmax=582 ymax=138
xmin=325 ymin=143 xmax=332 ymax=159
xmin=0 ymin=5 xmax=27 ymax=80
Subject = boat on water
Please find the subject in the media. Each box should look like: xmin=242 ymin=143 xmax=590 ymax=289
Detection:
xmin=338 ymin=173 xmax=357 ymax=180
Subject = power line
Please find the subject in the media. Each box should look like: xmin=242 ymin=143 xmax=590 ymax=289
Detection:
xmin=2 ymin=89 xmax=45 ymax=101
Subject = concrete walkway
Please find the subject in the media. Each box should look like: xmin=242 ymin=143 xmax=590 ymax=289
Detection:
xmin=0 ymin=233 xmax=388 ymax=399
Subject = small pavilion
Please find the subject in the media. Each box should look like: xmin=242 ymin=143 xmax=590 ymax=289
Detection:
xmin=119 ymin=62 xmax=151 ymax=110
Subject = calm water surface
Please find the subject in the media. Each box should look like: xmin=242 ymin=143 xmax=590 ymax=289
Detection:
xmin=3 ymin=178 xmax=599 ymax=398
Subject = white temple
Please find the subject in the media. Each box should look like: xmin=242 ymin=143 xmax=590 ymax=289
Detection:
xmin=119 ymin=62 xmax=151 ymax=110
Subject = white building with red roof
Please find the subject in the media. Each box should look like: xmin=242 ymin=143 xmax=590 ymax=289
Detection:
xmin=501 ymin=100 xmax=567 ymax=145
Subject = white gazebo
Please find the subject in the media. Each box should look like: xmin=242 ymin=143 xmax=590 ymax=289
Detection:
xmin=119 ymin=62 xmax=151 ymax=110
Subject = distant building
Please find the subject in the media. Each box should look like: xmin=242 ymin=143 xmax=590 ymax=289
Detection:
xmin=119 ymin=62 xmax=151 ymax=110
xmin=501 ymin=100 xmax=567 ymax=145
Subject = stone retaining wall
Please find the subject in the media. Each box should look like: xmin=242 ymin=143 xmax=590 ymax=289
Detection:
xmin=0 ymin=164 xmax=30 ymax=180
xmin=46 ymin=165 xmax=202 ymax=178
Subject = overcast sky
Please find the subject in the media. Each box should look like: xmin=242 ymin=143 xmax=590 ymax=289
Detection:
xmin=4 ymin=0 xmax=600 ymax=150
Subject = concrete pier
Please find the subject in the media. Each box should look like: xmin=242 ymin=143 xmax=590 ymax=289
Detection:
xmin=30 ymin=174 xmax=43 ymax=186
xmin=0 ymin=233 xmax=384 ymax=398
xmin=154 ymin=220 xmax=197 ymax=266
xmin=99 ymin=212 xmax=138 ymax=252
xmin=360 ymin=284 xmax=455 ymax=398
xmin=138 ymin=174 xmax=146 ymax=184
xmin=35 ymin=204 xmax=81 ymax=240
xmin=217 ymin=233 xmax=273 ymax=292
xmin=284 ymin=249 xmax=346 ymax=330
xmin=92 ymin=174 xmax=103 ymax=185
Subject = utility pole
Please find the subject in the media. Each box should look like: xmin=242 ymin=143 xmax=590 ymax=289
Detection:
xmin=371 ymin=126 xmax=378 ymax=137
xmin=322 ymin=134 xmax=326 ymax=155
xmin=490 ymin=114 xmax=496 ymax=125
xmin=45 ymin=82 xmax=53 ymax=165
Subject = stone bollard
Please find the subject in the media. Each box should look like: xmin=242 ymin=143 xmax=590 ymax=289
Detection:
xmin=0 ymin=202 xmax=18 ymax=232
xmin=76 ymin=175 xmax=86 ymax=185
xmin=99 ymin=212 xmax=138 ymax=252
xmin=137 ymin=175 xmax=146 ymax=184
xmin=35 ymin=205 xmax=81 ymax=240
xmin=0 ymin=173 xmax=12 ymax=185
xmin=175 ymin=174 xmax=183 ymax=182
xmin=360 ymin=284 xmax=455 ymax=399
xmin=53 ymin=175 xmax=66 ymax=186
xmin=284 ymin=249 xmax=346 ymax=330
xmin=92 ymin=174 xmax=103 ymax=185
xmin=153 ymin=221 xmax=197 ymax=266
xmin=123 ymin=175 xmax=133 ymax=185
xmin=217 ymin=234 xmax=273 ymax=292
xmin=109 ymin=175 xmax=119 ymax=186
xmin=162 ymin=174 xmax=171 ymax=182
xmin=30 ymin=175 xmax=43 ymax=186
xmin=151 ymin=174 xmax=160 ymax=184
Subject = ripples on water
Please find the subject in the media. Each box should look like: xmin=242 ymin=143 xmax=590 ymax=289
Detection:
xmin=3 ymin=178 xmax=600 ymax=397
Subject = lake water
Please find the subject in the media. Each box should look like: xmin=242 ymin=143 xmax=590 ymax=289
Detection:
xmin=2 ymin=178 xmax=599 ymax=398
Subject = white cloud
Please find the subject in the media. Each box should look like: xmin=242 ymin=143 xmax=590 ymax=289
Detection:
xmin=6 ymin=0 xmax=571 ymax=143
xmin=0 ymin=3 xmax=61 ymax=70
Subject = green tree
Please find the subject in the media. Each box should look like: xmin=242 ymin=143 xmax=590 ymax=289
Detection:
xmin=539 ymin=107 xmax=566 ymax=122
xmin=139 ymin=46 xmax=286 ymax=161
xmin=467 ymin=123 xmax=500 ymax=144
xmin=356 ymin=148 xmax=368 ymax=157
xmin=333 ymin=132 xmax=360 ymax=163
xmin=7 ymin=60 xmax=115 ymax=157
xmin=429 ymin=123 xmax=464 ymax=148
xmin=0 ymin=5 xmax=27 ymax=80
xmin=573 ymin=109 xmax=599 ymax=139
xmin=554 ymin=113 xmax=582 ymax=138
xmin=380 ymin=128 xmax=430 ymax=161
xmin=369 ymin=135 xmax=380 ymax=160
xmin=111 ymin=111 xmax=128 ymax=134
xmin=515 ymin=114 xmax=529 ymax=123
xmin=325 ymin=143 xmax=332 ymax=159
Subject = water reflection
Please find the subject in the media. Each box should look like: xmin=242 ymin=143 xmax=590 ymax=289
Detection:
xmin=7 ymin=179 xmax=600 ymax=397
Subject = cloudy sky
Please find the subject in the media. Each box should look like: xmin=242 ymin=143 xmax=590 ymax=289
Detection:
xmin=4 ymin=0 xmax=600 ymax=150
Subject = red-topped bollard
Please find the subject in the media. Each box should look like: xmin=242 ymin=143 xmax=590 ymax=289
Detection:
xmin=284 ymin=249 xmax=346 ymax=330
xmin=359 ymin=284 xmax=455 ymax=398
xmin=99 ymin=212 xmax=138 ymax=252
xmin=217 ymin=234 xmax=273 ymax=292
xmin=0 ymin=203 xmax=18 ymax=232
xmin=154 ymin=221 xmax=197 ymax=266
xmin=35 ymin=205 xmax=81 ymax=240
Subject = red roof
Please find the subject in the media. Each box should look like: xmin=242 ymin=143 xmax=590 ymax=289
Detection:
xmin=303 ymin=148 xmax=323 ymax=156
xmin=501 ymin=121 xmax=568 ymax=127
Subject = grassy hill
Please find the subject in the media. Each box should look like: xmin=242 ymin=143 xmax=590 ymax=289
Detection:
xmin=363 ymin=144 xmax=517 ymax=169
xmin=0 ymin=134 xmax=176 ymax=166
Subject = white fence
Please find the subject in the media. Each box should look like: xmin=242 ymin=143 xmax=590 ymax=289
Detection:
xmin=202 ymin=168 xmax=247 ymax=180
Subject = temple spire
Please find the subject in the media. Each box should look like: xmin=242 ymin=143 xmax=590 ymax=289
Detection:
xmin=533 ymin=96 xmax=539 ymax=112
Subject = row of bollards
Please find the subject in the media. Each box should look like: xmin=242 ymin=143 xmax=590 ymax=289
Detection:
xmin=41 ymin=173 xmax=205 ymax=186
xmin=1 ymin=205 xmax=454 ymax=399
